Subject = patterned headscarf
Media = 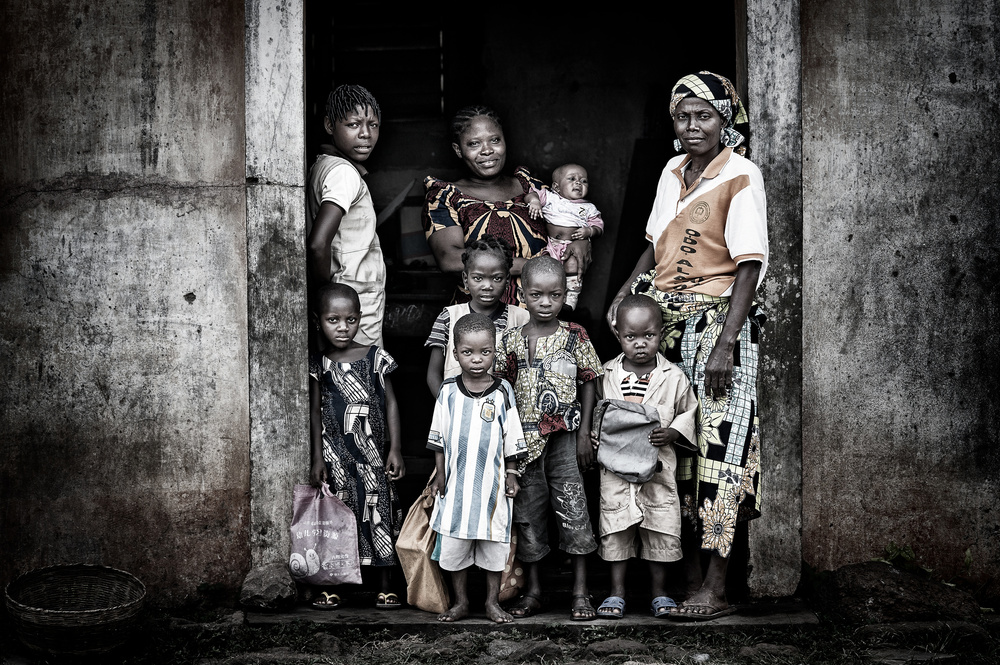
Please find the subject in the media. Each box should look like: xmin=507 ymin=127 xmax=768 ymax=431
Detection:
xmin=670 ymin=71 xmax=748 ymax=155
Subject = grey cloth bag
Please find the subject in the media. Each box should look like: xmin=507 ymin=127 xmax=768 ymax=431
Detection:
xmin=593 ymin=398 xmax=661 ymax=483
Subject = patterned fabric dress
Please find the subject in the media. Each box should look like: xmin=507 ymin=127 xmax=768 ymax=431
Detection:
xmin=422 ymin=167 xmax=547 ymax=307
xmin=309 ymin=346 xmax=401 ymax=567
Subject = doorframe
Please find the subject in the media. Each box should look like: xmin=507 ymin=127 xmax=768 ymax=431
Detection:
xmin=242 ymin=0 xmax=803 ymax=597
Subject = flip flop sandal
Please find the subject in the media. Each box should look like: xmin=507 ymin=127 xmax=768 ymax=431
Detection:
xmin=596 ymin=595 xmax=626 ymax=620
xmin=667 ymin=603 xmax=736 ymax=621
xmin=376 ymin=592 xmax=402 ymax=609
xmin=311 ymin=592 xmax=341 ymax=610
xmin=650 ymin=595 xmax=677 ymax=618
xmin=508 ymin=593 xmax=543 ymax=618
xmin=570 ymin=594 xmax=597 ymax=621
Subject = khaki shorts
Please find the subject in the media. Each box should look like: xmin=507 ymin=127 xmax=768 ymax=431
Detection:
xmin=598 ymin=524 xmax=682 ymax=563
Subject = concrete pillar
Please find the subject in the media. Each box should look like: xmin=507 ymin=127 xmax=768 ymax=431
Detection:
xmin=746 ymin=0 xmax=804 ymax=597
xmin=0 ymin=0 xmax=249 ymax=602
xmin=245 ymin=0 xmax=308 ymax=569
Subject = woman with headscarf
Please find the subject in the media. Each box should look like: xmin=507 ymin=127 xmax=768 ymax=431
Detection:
xmin=605 ymin=72 xmax=768 ymax=620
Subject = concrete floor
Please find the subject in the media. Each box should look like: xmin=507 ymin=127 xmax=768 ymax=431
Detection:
xmin=246 ymin=601 xmax=818 ymax=635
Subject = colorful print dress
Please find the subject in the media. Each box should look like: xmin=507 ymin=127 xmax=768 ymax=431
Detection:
xmin=422 ymin=167 xmax=547 ymax=307
xmin=309 ymin=346 xmax=401 ymax=567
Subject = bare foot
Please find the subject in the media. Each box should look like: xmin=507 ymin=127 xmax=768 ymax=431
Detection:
xmin=669 ymin=588 xmax=729 ymax=618
xmin=486 ymin=601 xmax=514 ymax=624
xmin=437 ymin=601 xmax=469 ymax=622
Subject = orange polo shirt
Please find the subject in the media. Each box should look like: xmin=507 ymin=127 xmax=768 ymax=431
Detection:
xmin=644 ymin=148 xmax=768 ymax=296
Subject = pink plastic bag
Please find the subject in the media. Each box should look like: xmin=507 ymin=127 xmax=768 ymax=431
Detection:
xmin=288 ymin=484 xmax=362 ymax=585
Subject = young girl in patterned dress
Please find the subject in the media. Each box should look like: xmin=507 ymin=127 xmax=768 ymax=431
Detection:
xmin=309 ymin=282 xmax=405 ymax=609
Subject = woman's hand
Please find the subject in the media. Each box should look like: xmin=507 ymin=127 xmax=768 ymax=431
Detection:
xmin=605 ymin=290 xmax=627 ymax=335
xmin=703 ymin=342 xmax=735 ymax=399
xmin=309 ymin=458 xmax=328 ymax=487
xmin=384 ymin=449 xmax=405 ymax=481
xmin=702 ymin=261 xmax=762 ymax=399
xmin=564 ymin=239 xmax=592 ymax=275
xmin=607 ymin=246 xmax=656 ymax=335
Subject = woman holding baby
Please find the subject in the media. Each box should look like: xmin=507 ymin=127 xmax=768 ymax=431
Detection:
xmin=422 ymin=105 xmax=593 ymax=307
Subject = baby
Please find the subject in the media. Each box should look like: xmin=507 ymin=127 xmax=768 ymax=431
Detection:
xmin=525 ymin=164 xmax=604 ymax=310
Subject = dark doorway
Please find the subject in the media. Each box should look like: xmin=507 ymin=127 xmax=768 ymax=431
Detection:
xmin=304 ymin=6 xmax=744 ymax=601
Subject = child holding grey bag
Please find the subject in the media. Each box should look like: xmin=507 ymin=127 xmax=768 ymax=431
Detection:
xmin=590 ymin=295 xmax=698 ymax=620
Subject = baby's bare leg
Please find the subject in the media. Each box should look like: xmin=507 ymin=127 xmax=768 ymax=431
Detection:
xmin=564 ymin=255 xmax=582 ymax=310
xmin=485 ymin=571 xmax=513 ymax=623
xmin=438 ymin=568 xmax=470 ymax=622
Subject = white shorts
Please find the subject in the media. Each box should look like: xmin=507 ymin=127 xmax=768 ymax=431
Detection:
xmin=438 ymin=535 xmax=510 ymax=572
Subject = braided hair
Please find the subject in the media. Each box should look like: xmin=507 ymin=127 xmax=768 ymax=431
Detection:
xmin=326 ymin=85 xmax=381 ymax=124
xmin=450 ymin=105 xmax=503 ymax=143
xmin=461 ymin=235 xmax=514 ymax=274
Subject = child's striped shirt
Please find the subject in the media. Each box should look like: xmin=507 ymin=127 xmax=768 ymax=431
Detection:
xmin=427 ymin=377 xmax=527 ymax=543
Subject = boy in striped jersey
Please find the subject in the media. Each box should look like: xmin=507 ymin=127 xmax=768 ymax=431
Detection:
xmin=428 ymin=313 xmax=528 ymax=623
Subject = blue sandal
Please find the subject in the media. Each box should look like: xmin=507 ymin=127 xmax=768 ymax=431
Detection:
xmin=651 ymin=595 xmax=677 ymax=618
xmin=597 ymin=595 xmax=626 ymax=619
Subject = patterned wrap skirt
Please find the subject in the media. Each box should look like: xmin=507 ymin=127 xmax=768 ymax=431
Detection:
xmin=631 ymin=270 xmax=764 ymax=559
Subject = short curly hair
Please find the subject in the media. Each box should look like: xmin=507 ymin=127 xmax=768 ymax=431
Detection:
xmin=314 ymin=282 xmax=361 ymax=312
xmin=453 ymin=312 xmax=497 ymax=346
xmin=616 ymin=293 xmax=661 ymax=323
xmin=520 ymin=255 xmax=566 ymax=288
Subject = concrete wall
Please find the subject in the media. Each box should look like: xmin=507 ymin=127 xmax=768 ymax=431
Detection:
xmin=0 ymin=0 xmax=250 ymax=603
xmin=801 ymin=0 xmax=1000 ymax=596
xmin=245 ymin=0 xmax=309 ymax=569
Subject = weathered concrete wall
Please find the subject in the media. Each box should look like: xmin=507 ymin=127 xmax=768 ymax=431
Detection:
xmin=746 ymin=0 xmax=804 ymax=598
xmin=245 ymin=0 xmax=308 ymax=569
xmin=802 ymin=0 xmax=1000 ymax=595
xmin=0 ymin=0 xmax=250 ymax=603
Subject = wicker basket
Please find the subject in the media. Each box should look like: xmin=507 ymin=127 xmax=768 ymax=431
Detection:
xmin=5 ymin=564 xmax=146 ymax=656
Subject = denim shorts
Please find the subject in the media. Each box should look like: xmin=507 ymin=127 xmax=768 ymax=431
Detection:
xmin=512 ymin=431 xmax=597 ymax=562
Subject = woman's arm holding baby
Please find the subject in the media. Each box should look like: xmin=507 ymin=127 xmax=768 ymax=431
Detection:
xmin=427 ymin=225 xmax=467 ymax=274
